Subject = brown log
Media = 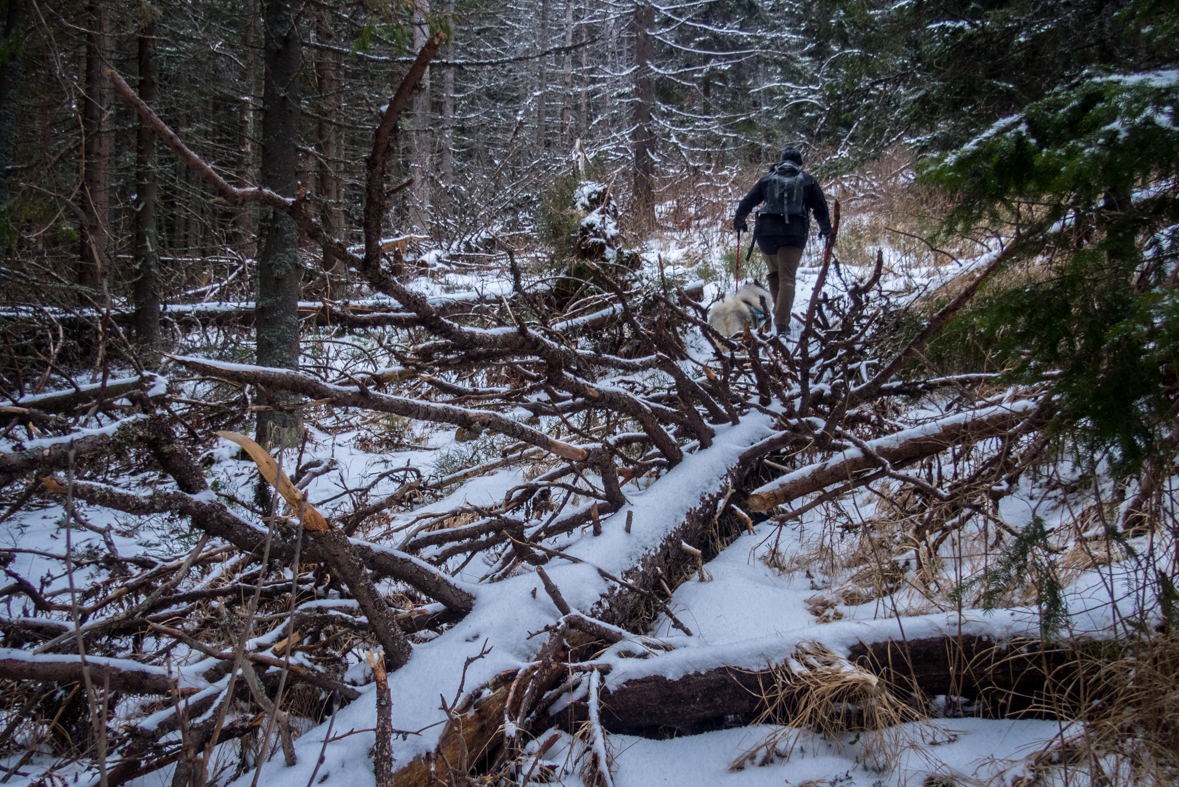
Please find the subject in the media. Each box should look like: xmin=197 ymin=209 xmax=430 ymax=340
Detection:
xmin=0 ymin=651 xmax=193 ymax=696
xmin=0 ymin=416 xmax=146 ymax=487
xmin=558 ymin=634 xmax=1099 ymax=734
xmin=747 ymin=404 xmax=1039 ymax=512
xmin=10 ymin=375 xmax=158 ymax=415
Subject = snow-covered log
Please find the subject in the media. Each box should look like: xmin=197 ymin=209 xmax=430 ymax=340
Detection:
xmin=747 ymin=401 xmax=1042 ymax=512
xmin=0 ymin=648 xmax=196 ymax=695
xmin=556 ymin=633 xmax=1091 ymax=733
xmin=388 ymin=416 xmax=776 ymax=783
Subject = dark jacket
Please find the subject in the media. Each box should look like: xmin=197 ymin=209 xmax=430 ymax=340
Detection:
xmin=735 ymin=171 xmax=831 ymax=254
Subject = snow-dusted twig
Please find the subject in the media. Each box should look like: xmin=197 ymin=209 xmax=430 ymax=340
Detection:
xmin=585 ymin=670 xmax=616 ymax=787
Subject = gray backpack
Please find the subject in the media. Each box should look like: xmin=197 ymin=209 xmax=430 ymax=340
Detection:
xmin=764 ymin=161 xmax=806 ymax=217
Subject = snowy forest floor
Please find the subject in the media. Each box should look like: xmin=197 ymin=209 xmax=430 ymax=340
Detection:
xmin=2 ymin=202 xmax=1177 ymax=787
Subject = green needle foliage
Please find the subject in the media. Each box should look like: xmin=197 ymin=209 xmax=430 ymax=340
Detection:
xmin=978 ymin=517 xmax=1068 ymax=642
xmin=922 ymin=71 xmax=1179 ymax=474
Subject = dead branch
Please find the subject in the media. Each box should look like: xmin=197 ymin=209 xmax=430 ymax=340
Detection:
xmin=747 ymin=401 xmax=1043 ymax=512
xmin=0 ymin=649 xmax=193 ymax=695
xmin=172 ymin=356 xmax=590 ymax=463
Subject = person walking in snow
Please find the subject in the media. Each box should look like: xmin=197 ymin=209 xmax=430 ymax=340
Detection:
xmin=732 ymin=146 xmax=832 ymax=336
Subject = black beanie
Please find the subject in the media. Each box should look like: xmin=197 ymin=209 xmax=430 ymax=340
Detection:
xmin=780 ymin=146 xmax=803 ymax=165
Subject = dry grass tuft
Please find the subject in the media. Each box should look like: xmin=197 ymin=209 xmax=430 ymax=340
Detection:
xmin=731 ymin=641 xmax=929 ymax=773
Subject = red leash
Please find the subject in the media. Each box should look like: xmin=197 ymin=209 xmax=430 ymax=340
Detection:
xmin=734 ymin=230 xmax=742 ymax=294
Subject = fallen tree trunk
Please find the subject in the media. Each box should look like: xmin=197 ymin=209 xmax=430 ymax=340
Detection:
xmin=0 ymin=648 xmax=195 ymax=695
xmin=8 ymin=374 xmax=161 ymax=414
xmin=388 ymin=421 xmax=771 ymax=784
xmin=557 ymin=634 xmax=1100 ymax=734
xmin=0 ymin=415 xmax=148 ymax=488
xmin=747 ymin=402 xmax=1040 ymax=512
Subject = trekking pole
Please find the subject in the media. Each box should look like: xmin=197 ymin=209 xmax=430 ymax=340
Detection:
xmin=734 ymin=229 xmax=742 ymax=294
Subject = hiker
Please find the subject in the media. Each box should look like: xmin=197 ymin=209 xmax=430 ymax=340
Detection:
xmin=732 ymin=146 xmax=832 ymax=335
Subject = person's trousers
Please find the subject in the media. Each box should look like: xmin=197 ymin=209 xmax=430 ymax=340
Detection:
xmin=761 ymin=245 xmax=804 ymax=331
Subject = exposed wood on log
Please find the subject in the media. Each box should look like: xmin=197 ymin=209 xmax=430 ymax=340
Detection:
xmin=391 ymin=670 xmax=514 ymax=787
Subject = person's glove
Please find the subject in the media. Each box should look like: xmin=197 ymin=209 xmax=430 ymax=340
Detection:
xmin=733 ymin=217 xmax=748 ymax=232
xmin=819 ymin=228 xmax=831 ymax=245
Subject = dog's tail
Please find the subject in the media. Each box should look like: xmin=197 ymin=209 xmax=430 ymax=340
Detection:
xmin=708 ymin=296 xmax=758 ymax=336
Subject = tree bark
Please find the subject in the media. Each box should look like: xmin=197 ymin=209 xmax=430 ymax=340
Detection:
xmin=409 ymin=1 xmax=431 ymax=233
xmin=78 ymin=0 xmax=111 ymax=293
xmin=314 ymin=7 xmax=341 ymax=279
xmin=631 ymin=2 xmax=656 ymax=230
xmin=133 ymin=17 xmax=161 ymax=368
xmin=233 ymin=0 xmax=259 ymax=259
xmin=0 ymin=650 xmax=192 ymax=696
xmin=255 ymin=0 xmax=304 ymax=450
xmin=0 ymin=0 xmax=26 ymax=211
xmin=556 ymin=634 xmax=1101 ymax=734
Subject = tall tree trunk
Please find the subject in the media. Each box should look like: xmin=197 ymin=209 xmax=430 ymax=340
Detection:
xmin=234 ymin=0 xmax=258 ymax=259
xmin=632 ymin=1 xmax=656 ymax=230
xmin=0 ymin=0 xmax=26 ymax=213
xmin=409 ymin=1 xmax=431 ymax=233
xmin=439 ymin=0 xmax=454 ymax=219
xmin=314 ymin=8 xmax=341 ymax=280
xmin=579 ymin=0 xmax=588 ymax=140
xmin=133 ymin=17 xmax=161 ymax=368
xmin=79 ymin=0 xmax=111 ymax=295
xmin=534 ymin=0 xmax=549 ymax=153
xmin=255 ymin=0 xmax=303 ymax=450
xmin=561 ymin=0 xmax=573 ymax=148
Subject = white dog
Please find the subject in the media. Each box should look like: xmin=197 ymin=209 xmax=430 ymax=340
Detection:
xmin=708 ymin=282 xmax=773 ymax=336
